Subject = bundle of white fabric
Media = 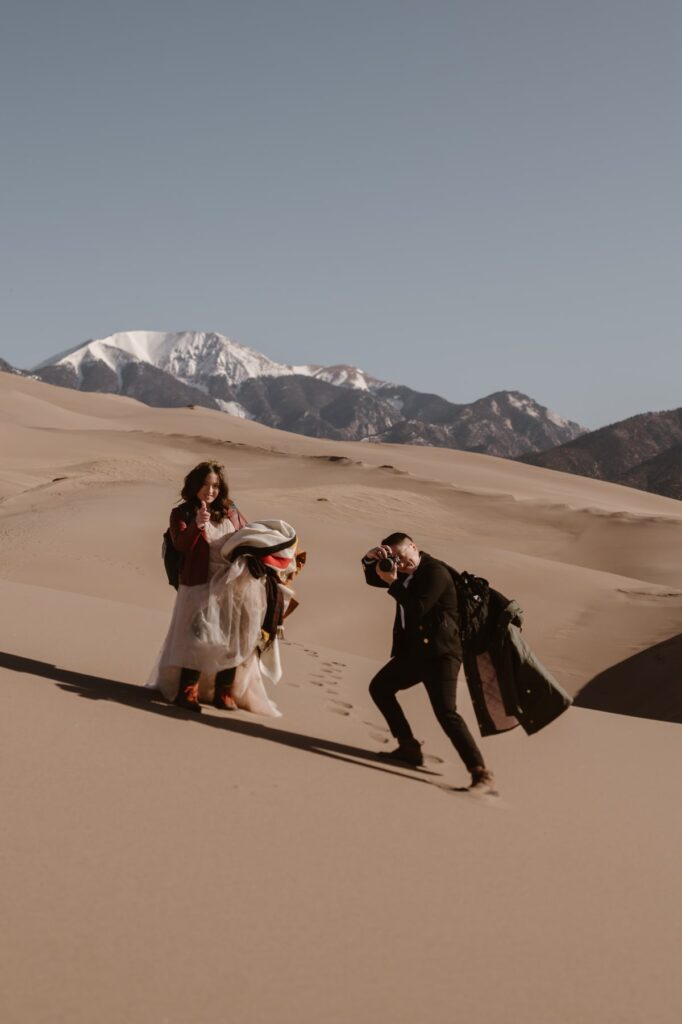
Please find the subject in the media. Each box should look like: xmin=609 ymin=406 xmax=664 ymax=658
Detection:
xmin=190 ymin=520 xmax=302 ymax=716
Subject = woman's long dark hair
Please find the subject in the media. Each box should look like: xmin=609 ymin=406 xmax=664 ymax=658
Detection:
xmin=180 ymin=462 xmax=230 ymax=521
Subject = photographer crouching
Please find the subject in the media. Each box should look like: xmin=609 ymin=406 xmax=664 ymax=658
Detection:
xmin=363 ymin=532 xmax=497 ymax=794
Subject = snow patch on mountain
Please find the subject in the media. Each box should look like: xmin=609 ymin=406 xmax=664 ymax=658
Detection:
xmin=507 ymin=391 xmax=571 ymax=428
xmin=381 ymin=396 xmax=405 ymax=413
xmin=304 ymin=365 xmax=381 ymax=391
xmin=215 ymin=399 xmax=251 ymax=418
xmin=508 ymin=393 xmax=540 ymax=418
xmin=547 ymin=410 xmax=570 ymax=428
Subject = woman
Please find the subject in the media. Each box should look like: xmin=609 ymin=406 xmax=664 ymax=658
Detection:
xmin=151 ymin=461 xmax=248 ymax=713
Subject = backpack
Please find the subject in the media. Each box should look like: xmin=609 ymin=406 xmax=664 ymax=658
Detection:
xmin=438 ymin=563 xmax=497 ymax=651
xmin=443 ymin=563 xmax=516 ymax=652
xmin=450 ymin=569 xmax=490 ymax=640
xmin=161 ymin=505 xmax=192 ymax=589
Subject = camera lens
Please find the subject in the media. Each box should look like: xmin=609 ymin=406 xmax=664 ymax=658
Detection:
xmin=378 ymin=557 xmax=395 ymax=572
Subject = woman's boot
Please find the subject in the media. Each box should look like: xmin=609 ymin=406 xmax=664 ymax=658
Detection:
xmin=214 ymin=667 xmax=237 ymax=711
xmin=175 ymin=668 xmax=202 ymax=713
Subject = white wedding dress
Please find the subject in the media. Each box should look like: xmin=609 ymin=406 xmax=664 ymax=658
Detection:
xmin=147 ymin=518 xmax=281 ymax=717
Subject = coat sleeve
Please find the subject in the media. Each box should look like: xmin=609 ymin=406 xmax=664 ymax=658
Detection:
xmin=362 ymin=558 xmax=390 ymax=589
xmin=169 ymin=507 xmax=203 ymax=553
xmin=388 ymin=560 xmax=449 ymax=619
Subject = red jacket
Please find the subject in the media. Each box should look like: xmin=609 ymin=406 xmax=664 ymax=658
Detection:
xmin=169 ymin=501 xmax=248 ymax=587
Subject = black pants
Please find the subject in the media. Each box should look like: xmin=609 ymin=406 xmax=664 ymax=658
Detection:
xmin=369 ymin=655 xmax=485 ymax=773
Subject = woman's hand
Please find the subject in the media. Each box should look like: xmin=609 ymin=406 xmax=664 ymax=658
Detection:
xmin=196 ymin=500 xmax=210 ymax=530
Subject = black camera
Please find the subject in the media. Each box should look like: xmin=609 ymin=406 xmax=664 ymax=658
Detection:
xmin=378 ymin=554 xmax=397 ymax=572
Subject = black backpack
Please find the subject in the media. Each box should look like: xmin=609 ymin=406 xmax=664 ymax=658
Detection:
xmin=449 ymin=568 xmax=490 ymax=640
xmin=436 ymin=563 xmax=497 ymax=651
xmin=442 ymin=563 xmax=516 ymax=652
xmin=161 ymin=505 xmax=192 ymax=589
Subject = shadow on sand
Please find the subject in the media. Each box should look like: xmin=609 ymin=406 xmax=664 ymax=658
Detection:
xmin=0 ymin=650 xmax=461 ymax=788
xmin=574 ymin=633 xmax=682 ymax=724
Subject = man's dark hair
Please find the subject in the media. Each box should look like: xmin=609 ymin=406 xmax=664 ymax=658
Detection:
xmin=381 ymin=532 xmax=413 ymax=547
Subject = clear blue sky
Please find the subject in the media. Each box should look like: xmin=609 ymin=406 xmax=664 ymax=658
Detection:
xmin=2 ymin=0 xmax=680 ymax=428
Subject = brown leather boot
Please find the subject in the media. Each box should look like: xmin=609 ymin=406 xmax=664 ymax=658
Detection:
xmin=377 ymin=738 xmax=424 ymax=767
xmin=469 ymin=766 xmax=498 ymax=796
xmin=175 ymin=670 xmax=202 ymax=713
xmin=214 ymin=686 xmax=238 ymax=711
xmin=214 ymin=669 xmax=237 ymax=711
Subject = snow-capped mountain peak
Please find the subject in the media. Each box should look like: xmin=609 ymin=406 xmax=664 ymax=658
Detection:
xmin=33 ymin=330 xmax=291 ymax=386
xmin=32 ymin=330 xmax=380 ymax=394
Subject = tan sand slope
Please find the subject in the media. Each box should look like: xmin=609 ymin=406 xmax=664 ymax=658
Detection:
xmin=1 ymin=372 xmax=681 ymax=1024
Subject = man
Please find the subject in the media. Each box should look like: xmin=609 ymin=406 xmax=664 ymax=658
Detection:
xmin=362 ymin=532 xmax=497 ymax=794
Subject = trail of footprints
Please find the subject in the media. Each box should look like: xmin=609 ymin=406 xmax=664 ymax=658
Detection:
xmin=309 ymin=658 xmax=353 ymax=715
xmin=296 ymin=646 xmax=379 ymax=728
xmin=287 ymin=644 xmax=445 ymax=767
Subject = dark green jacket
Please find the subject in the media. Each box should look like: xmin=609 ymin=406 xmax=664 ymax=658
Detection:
xmin=463 ymin=591 xmax=572 ymax=737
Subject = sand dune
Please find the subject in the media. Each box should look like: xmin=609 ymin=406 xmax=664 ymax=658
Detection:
xmin=1 ymin=371 xmax=680 ymax=1024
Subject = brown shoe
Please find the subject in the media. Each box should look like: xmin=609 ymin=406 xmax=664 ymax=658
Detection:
xmin=213 ymin=668 xmax=237 ymax=711
xmin=469 ymin=766 xmax=498 ymax=796
xmin=213 ymin=689 xmax=238 ymax=711
xmin=174 ymin=680 xmax=202 ymax=713
xmin=377 ymin=738 xmax=424 ymax=768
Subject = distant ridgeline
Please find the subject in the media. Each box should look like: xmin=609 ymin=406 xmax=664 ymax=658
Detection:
xmin=518 ymin=408 xmax=682 ymax=501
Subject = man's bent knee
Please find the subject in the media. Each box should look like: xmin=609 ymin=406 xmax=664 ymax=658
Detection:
xmin=369 ymin=674 xmax=384 ymax=703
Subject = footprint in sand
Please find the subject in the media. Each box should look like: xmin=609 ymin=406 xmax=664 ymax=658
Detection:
xmin=370 ymin=732 xmax=389 ymax=743
xmin=328 ymin=707 xmax=351 ymax=716
xmin=362 ymin=720 xmax=389 ymax=733
xmin=424 ymin=754 xmax=444 ymax=765
xmin=329 ymin=699 xmax=353 ymax=709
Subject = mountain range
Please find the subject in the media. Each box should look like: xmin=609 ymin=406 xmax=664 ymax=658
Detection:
xmin=2 ymin=330 xmax=679 ymax=500
xmin=23 ymin=330 xmax=583 ymax=458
